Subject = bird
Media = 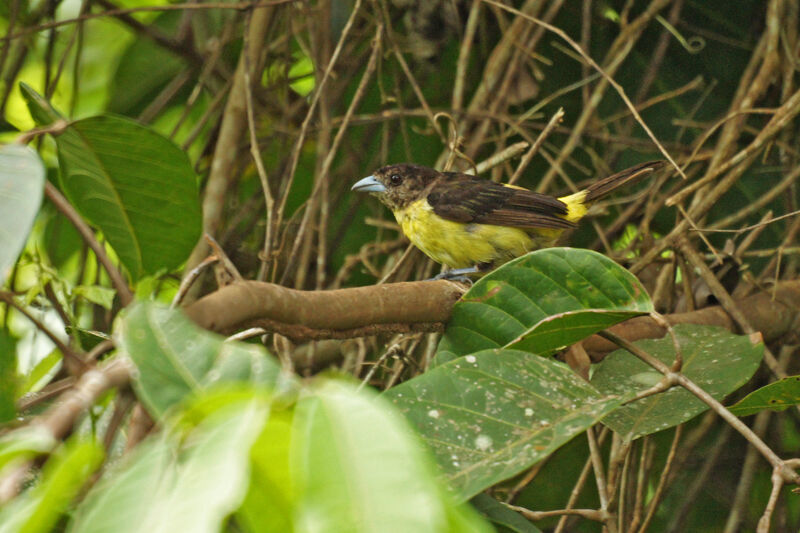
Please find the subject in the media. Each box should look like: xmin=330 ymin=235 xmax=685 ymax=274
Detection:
xmin=351 ymin=160 xmax=666 ymax=279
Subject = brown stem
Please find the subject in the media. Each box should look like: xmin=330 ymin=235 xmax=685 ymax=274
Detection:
xmin=44 ymin=182 xmax=133 ymax=306
xmin=598 ymin=330 xmax=799 ymax=485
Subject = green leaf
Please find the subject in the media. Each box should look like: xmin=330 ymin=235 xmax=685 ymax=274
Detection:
xmin=288 ymin=53 xmax=315 ymax=97
xmin=0 ymin=426 xmax=56 ymax=472
xmin=73 ymin=285 xmax=116 ymax=310
xmin=116 ymin=301 xmax=294 ymax=419
xmin=0 ymin=331 xmax=16 ymax=423
xmin=470 ymin=494 xmax=543 ymax=533
xmin=237 ymin=409 xmax=295 ymax=533
xmin=19 ymin=82 xmax=62 ymax=125
xmin=290 ymin=380 xmax=492 ymax=533
xmin=0 ymin=438 xmax=104 ymax=533
xmin=20 ymin=349 xmax=62 ymax=394
xmin=69 ymin=395 xmax=268 ymax=533
xmin=108 ymin=11 xmax=186 ymax=116
xmin=728 ymin=375 xmax=800 ymax=417
xmin=53 ymin=114 xmax=201 ymax=281
xmin=42 ymin=208 xmax=83 ymax=267
xmin=436 ymin=248 xmax=652 ymax=363
xmin=591 ymin=325 xmax=763 ymax=441
xmin=385 ymin=349 xmax=626 ymax=500
xmin=0 ymin=144 xmax=45 ymax=285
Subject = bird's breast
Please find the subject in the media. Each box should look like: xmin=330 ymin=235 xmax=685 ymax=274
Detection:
xmin=393 ymin=199 xmax=535 ymax=268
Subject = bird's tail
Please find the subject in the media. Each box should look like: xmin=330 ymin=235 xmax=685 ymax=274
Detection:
xmin=584 ymin=160 xmax=666 ymax=203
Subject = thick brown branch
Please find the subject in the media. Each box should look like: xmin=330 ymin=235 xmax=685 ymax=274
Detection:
xmin=582 ymin=279 xmax=800 ymax=359
xmin=183 ymin=280 xmax=466 ymax=338
xmin=183 ymin=280 xmax=800 ymax=351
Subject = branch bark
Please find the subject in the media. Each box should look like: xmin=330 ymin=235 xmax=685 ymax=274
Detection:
xmin=183 ymin=279 xmax=467 ymax=339
xmin=183 ymin=279 xmax=800 ymax=352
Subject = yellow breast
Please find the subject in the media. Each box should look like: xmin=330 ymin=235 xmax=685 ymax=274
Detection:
xmin=393 ymin=200 xmax=536 ymax=268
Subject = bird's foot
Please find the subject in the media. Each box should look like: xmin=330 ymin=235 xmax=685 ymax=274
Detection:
xmin=427 ymin=267 xmax=480 ymax=283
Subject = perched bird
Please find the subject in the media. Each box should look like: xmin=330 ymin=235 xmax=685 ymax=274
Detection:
xmin=352 ymin=160 xmax=665 ymax=278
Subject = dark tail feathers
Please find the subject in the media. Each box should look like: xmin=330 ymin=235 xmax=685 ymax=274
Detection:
xmin=584 ymin=160 xmax=666 ymax=202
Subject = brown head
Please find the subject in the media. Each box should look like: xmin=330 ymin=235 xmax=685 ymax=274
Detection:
xmin=351 ymin=163 xmax=440 ymax=211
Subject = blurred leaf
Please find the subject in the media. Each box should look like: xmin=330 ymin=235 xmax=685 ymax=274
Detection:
xmin=108 ymin=12 xmax=186 ymax=116
xmin=0 ymin=437 xmax=103 ymax=533
xmin=237 ymin=409 xmax=294 ymax=533
xmin=386 ymin=349 xmax=626 ymax=500
xmin=42 ymin=209 xmax=82 ymax=268
xmin=69 ymin=395 xmax=268 ymax=533
xmin=288 ymin=53 xmax=315 ymax=97
xmin=0 ymin=144 xmax=45 ymax=285
xmin=436 ymin=248 xmax=653 ymax=363
xmin=116 ymin=302 xmax=294 ymax=419
xmin=73 ymin=285 xmax=115 ymax=310
xmin=0 ymin=426 xmax=56 ymax=472
xmin=290 ymin=380 xmax=492 ymax=532
xmin=66 ymin=327 xmax=110 ymax=352
xmin=0 ymin=1 xmax=29 ymax=22
xmin=20 ymin=349 xmax=62 ymax=394
xmin=728 ymin=375 xmax=800 ymax=417
xmin=0 ymin=331 xmax=16 ymax=423
xmin=470 ymin=494 xmax=543 ymax=533
xmin=54 ymin=114 xmax=201 ymax=281
xmin=591 ymin=325 xmax=763 ymax=441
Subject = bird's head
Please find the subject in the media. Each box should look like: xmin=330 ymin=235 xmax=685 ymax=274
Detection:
xmin=351 ymin=163 xmax=439 ymax=211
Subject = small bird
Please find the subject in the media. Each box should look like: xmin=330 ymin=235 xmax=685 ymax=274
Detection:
xmin=352 ymin=161 xmax=665 ymax=279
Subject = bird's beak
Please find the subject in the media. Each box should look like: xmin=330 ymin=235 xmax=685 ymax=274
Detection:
xmin=351 ymin=175 xmax=386 ymax=193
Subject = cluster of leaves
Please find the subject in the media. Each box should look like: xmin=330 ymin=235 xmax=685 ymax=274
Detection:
xmin=2 ymin=0 xmax=800 ymax=532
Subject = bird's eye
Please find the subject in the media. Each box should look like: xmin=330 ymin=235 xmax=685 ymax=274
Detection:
xmin=389 ymin=174 xmax=402 ymax=186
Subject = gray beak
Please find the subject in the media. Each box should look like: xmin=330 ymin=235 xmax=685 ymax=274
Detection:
xmin=351 ymin=175 xmax=386 ymax=193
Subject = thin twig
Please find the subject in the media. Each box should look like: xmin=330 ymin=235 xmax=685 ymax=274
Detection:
xmin=4 ymin=0 xmax=298 ymax=40
xmin=598 ymin=330 xmax=800 ymax=485
xmin=44 ymin=182 xmax=133 ymax=306
xmin=508 ymin=108 xmax=564 ymax=185
xmin=482 ymin=0 xmax=684 ymax=180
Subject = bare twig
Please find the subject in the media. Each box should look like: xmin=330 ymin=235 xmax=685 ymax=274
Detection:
xmin=44 ymin=182 xmax=133 ymax=306
xmin=598 ymin=330 xmax=800 ymax=485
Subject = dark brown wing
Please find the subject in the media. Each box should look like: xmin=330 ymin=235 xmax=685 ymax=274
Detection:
xmin=425 ymin=173 xmax=576 ymax=230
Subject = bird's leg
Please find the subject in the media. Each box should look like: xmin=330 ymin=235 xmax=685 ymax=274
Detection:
xmin=429 ymin=266 xmax=479 ymax=281
xmin=428 ymin=262 xmax=494 ymax=282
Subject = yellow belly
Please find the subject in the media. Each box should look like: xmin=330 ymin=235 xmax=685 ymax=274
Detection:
xmin=393 ymin=200 xmax=537 ymax=268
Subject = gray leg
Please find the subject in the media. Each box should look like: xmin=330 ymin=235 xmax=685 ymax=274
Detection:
xmin=428 ymin=266 xmax=480 ymax=282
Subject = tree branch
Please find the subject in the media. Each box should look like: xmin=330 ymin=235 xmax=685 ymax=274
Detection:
xmin=183 ymin=279 xmax=800 ymax=352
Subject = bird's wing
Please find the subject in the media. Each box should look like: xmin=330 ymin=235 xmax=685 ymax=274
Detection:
xmin=425 ymin=174 xmax=576 ymax=230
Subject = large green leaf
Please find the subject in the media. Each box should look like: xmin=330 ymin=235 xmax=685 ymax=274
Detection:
xmin=69 ymin=396 xmax=268 ymax=533
xmin=0 ymin=438 xmax=104 ymax=533
xmin=20 ymin=85 xmax=201 ymax=281
xmin=385 ymin=349 xmax=626 ymax=500
xmin=116 ymin=302 xmax=294 ymax=419
xmin=591 ymin=324 xmax=763 ymax=441
xmin=436 ymin=248 xmax=653 ymax=363
xmin=287 ymin=380 xmax=492 ymax=533
xmin=54 ymin=115 xmax=201 ymax=280
xmin=0 ymin=144 xmax=44 ymax=285
xmin=728 ymin=376 xmax=800 ymax=417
